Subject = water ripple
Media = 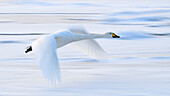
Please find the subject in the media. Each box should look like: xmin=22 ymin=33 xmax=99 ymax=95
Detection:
xmin=0 ymin=33 xmax=46 ymax=36
xmin=0 ymin=58 xmax=34 ymax=61
xmin=0 ymin=40 xmax=26 ymax=44
xmin=111 ymin=10 xmax=170 ymax=16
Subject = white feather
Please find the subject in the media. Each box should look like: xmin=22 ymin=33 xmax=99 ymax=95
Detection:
xmin=32 ymin=35 xmax=61 ymax=84
xmin=27 ymin=26 xmax=119 ymax=84
xmin=69 ymin=26 xmax=108 ymax=59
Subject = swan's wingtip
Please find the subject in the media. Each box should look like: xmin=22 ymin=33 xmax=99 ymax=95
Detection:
xmin=93 ymin=54 xmax=110 ymax=60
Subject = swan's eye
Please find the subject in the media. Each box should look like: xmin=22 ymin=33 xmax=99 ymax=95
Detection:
xmin=110 ymin=33 xmax=112 ymax=34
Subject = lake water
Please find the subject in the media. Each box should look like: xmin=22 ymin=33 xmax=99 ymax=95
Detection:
xmin=0 ymin=0 xmax=170 ymax=96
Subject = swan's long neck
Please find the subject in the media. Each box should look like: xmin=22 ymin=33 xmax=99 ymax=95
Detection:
xmin=72 ymin=33 xmax=105 ymax=41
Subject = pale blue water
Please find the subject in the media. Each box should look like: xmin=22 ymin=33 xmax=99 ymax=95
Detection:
xmin=0 ymin=0 xmax=170 ymax=96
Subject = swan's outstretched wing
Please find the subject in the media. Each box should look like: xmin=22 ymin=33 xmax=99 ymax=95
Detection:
xmin=69 ymin=26 xmax=108 ymax=59
xmin=32 ymin=35 xmax=60 ymax=84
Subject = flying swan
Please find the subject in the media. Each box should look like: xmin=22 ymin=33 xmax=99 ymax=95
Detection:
xmin=25 ymin=27 xmax=120 ymax=84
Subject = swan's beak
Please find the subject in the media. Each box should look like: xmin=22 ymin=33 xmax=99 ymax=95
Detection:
xmin=112 ymin=33 xmax=120 ymax=38
xmin=25 ymin=46 xmax=32 ymax=53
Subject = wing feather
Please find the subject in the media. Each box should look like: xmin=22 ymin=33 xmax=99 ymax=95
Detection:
xmin=69 ymin=26 xmax=108 ymax=59
xmin=32 ymin=35 xmax=60 ymax=84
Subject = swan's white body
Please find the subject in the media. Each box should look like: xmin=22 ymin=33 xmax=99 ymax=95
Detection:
xmin=28 ymin=27 xmax=120 ymax=84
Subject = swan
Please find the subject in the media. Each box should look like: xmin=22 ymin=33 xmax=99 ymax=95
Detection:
xmin=25 ymin=27 xmax=120 ymax=84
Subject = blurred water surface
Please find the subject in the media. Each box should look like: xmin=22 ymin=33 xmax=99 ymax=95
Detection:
xmin=0 ymin=0 xmax=170 ymax=96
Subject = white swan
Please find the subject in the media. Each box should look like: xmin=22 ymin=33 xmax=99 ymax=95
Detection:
xmin=25 ymin=27 xmax=120 ymax=84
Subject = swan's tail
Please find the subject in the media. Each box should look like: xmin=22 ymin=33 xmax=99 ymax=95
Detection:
xmin=32 ymin=35 xmax=61 ymax=85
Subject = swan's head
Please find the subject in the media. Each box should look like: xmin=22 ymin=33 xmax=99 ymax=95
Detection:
xmin=105 ymin=32 xmax=120 ymax=38
xmin=25 ymin=46 xmax=32 ymax=53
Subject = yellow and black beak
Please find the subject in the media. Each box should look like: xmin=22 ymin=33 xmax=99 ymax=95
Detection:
xmin=111 ymin=33 xmax=120 ymax=38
